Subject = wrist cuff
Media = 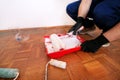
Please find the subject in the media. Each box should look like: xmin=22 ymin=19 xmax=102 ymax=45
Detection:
xmin=77 ymin=17 xmax=84 ymax=23
xmin=95 ymin=34 xmax=109 ymax=45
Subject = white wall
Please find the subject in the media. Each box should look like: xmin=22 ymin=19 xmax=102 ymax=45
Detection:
xmin=0 ymin=0 xmax=76 ymax=30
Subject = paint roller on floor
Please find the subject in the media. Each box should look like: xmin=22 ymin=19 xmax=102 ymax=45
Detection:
xmin=0 ymin=68 xmax=19 ymax=80
xmin=45 ymin=59 xmax=67 ymax=80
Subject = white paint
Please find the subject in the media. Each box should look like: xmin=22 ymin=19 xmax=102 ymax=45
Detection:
xmin=0 ymin=0 xmax=76 ymax=30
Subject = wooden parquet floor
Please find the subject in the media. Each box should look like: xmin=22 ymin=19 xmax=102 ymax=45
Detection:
xmin=0 ymin=25 xmax=120 ymax=80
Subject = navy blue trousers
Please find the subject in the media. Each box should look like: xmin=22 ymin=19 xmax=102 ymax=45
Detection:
xmin=66 ymin=0 xmax=120 ymax=32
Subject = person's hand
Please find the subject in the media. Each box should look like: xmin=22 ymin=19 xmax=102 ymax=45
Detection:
xmin=68 ymin=17 xmax=84 ymax=35
xmin=81 ymin=34 xmax=109 ymax=53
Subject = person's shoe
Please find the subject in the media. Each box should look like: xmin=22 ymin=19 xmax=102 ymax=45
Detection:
xmin=102 ymin=43 xmax=110 ymax=47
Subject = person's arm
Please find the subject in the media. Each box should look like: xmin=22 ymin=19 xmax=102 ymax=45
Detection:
xmin=68 ymin=0 xmax=92 ymax=34
xmin=78 ymin=0 xmax=92 ymax=18
xmin=103 ymin=22 xmax=120 ymax=42
xmin=81 ymin=22 xmax=120 ymax=53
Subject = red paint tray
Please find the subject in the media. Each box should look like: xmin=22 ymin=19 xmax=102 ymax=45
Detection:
xmin=44 ymin=34 xmax=84 ymax=58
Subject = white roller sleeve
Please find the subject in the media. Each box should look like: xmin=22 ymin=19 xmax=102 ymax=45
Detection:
xmin=49 ymin=34 xmax=65 ymax=52
xmin=49 ymin=59 xmax=66 ymax=69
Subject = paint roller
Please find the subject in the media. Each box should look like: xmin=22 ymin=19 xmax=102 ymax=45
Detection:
xmin=0 ymin=68 xmax=19 ymax=80
xmin=45 ymin=59 xmax=67 ymax=80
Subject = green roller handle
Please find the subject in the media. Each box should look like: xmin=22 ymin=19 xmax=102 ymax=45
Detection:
xmin=0 ymin=68 xmax=19 ymax=78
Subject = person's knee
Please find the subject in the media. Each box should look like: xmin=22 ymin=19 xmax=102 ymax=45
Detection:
xmin=66 ymin=4 xmax=72 ymax=15
xmin=66 ymin=1 xmax=81 ymax=21
xmin=66 ymin=2 xmax=79 ymax=16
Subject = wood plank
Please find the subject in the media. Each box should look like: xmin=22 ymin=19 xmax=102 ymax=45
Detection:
xmin=0 ymin=26 xmax=120 ymax=80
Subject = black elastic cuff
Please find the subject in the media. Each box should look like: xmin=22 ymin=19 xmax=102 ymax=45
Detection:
xmin=95 ymin=34 xmax=109 ymax=45
xmin=77 ymin=17 xmax=84 ymax=23
xmin=83 ymin=18 xmax=94 ymax=28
